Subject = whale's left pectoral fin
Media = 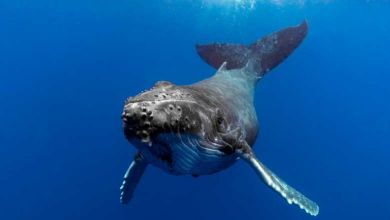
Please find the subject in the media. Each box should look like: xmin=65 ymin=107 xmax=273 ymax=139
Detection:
xmin=120 ymin=153 xmax=148 ymax=204
xmin=236 ymin=141 xmax=319 ymax=216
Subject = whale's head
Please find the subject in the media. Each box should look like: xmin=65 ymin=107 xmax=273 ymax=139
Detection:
xmin=121 ymin=80 xmax=235 ymax=174
xmin=122 ymin=81 xmax=203 ymax=143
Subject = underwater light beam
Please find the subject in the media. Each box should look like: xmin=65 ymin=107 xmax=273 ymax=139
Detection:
xmin=201 ymin=0 xmax=331 ymax=8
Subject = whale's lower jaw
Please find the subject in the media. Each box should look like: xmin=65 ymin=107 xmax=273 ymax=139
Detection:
xmin=133 ymin=134 xmax=237 ymax=176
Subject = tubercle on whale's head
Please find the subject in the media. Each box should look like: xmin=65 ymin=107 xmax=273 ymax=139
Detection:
xmin=121 ymin=81 xmax=207 ymax=146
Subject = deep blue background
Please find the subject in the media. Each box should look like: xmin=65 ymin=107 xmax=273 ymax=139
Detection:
xmin=1 ymin=0 xmax=390 ymax=219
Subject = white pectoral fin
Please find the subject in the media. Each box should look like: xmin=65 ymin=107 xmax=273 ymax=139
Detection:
xmin=237 ymin=145 xmax=319 ymax=216
xmin=120 ymin=153 xmax=148 ymax=204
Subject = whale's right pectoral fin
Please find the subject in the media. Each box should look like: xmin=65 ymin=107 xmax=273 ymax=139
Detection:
xmin=120 ymin=153 xmax=148 ymax=204
xmin=236 ymin=141 xmax=319 ymax=216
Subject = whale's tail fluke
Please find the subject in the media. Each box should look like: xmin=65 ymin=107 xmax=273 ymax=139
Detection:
xmin=196 ymin=20 xmax=308 ymax=78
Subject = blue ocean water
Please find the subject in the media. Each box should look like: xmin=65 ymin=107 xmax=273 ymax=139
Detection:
xmin=1 ymin=0 xmax=390 ymax=219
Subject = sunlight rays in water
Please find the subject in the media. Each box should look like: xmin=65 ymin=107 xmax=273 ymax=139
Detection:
xmin=200 ymin=0 xmax=332 ymax=9
xmin=203 ymin=0 xmax=256 ymax=9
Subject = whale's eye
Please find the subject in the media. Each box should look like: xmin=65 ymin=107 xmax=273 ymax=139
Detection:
xmin=216 ymin=116 xmax=227 ymax=133
xmin=217 ymin=117 xmax=224 ymax=125
xmin=215 ymin=109 xmax=227 ymax=133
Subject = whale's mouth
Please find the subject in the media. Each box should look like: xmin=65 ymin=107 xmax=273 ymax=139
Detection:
xmin=121 ymin=99 xmax=201 ymax=170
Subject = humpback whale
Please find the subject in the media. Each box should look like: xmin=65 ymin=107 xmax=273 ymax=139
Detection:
xmin=120 ymin=20 xmax=319 ymax=216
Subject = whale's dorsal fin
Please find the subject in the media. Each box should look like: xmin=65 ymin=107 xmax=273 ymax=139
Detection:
xmin=216 ymin=61 xmax=228 ymax=74
xmin=234 ymin=139 xmax=319 ymax=216
xmin=196 ymin=20 xmax=308 ymax=78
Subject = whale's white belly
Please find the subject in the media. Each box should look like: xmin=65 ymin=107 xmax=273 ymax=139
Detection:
xmin=139 ymin=134 xmax=237 ymax=176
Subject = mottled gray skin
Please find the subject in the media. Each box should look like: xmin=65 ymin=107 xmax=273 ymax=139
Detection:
xmin=120 ymin=21 xmax=319 ymax=216
xmin=123 ymin=67 xmax=257 ymax=176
